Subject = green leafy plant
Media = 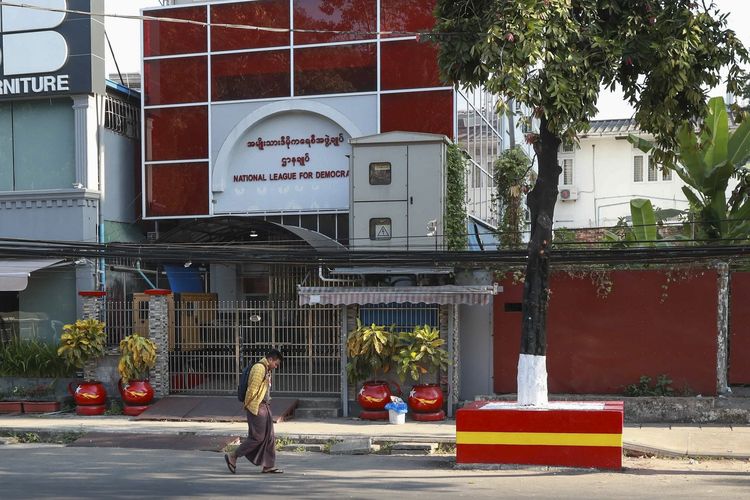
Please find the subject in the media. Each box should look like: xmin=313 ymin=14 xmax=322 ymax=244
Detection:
xmin=0 ymin=338 xmax=74 ymax=377
xmin=391 ymin=325 xmax=449 ymax=382
xmin=630 ymin=97 xmax=750 ymax=243
xmin=345 ymin=319 xmax=396 ymax=384
xmin=494 ymin=146 xmax=533 ymax=249
xmin=624 ymin=374 xmax=674 ymax=397
xmin=56 ymin=319 xmax=107 ymax=373
xmin=446 ymin=143 xmax=468 ymax=251
xmin=118 ymin=333 xmax=157 ymax=384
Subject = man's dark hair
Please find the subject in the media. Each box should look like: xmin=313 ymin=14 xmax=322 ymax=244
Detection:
xmin=266 ymin=348 xmax=283 ymax=361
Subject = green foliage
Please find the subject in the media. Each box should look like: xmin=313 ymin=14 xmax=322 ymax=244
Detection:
xmin=446 ymin=143 xmax=468 ymax=251
xmin=494 ymin=146 xmax=533 ymax=248
xmin=624 ymin=374 xmax=674 ymax=397
xmin=391 ymin=325 xmax=449 ymax=382
xmin=56 ymin=319 xmax=107 ymax=370
xmin=118 ymin=333 xmax=158 ymax=384
xmin=604 ymin=198 xmax=662 ymax=246
xmin=0 ymin=338 xmax=74 ymax=377
xmin=434 ymin=1 xmax=749 ymax=152
xmin=345 ymin=319 xmax=396 ymax=384
xmin=630 ymin=97 xmax=750 ymax=243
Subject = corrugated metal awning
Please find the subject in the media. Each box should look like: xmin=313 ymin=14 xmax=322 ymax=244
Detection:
xmin=298 ymin=285 xmax=499 ymax=306
xmin=0 ymin=259 xmax=63 ymax=291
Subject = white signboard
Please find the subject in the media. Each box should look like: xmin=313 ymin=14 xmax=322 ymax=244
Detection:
xmin=214 ymin=111 xmax=351 ymax=213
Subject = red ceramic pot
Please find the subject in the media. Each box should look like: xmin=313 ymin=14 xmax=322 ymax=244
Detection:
xmin=408 ymin=384 xmax=444 ymax=413
xmin=69 ymin=381 xmax=107 ymax=406
xmin=357 ymin=381 xmax=396 ymax=411
xmin=119 ymin=379 xmax=154 ymax=406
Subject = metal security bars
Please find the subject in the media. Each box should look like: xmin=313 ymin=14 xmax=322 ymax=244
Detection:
xmin=169 ymin=299 xmax=341 ymax=395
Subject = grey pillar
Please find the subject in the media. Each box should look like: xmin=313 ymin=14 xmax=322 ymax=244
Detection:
xmin=146 ymin=289 xmax=171 ymax=398
xmin=717 ymin=263 xmax=730 ymax=395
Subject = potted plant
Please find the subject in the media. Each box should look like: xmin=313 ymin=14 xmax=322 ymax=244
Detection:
xmin=0 ymin=387 xmax=23 ymax=414
xmin=346 ymin=319 xmax=400 ymax=417
xmin=117 ymin=333 xmax=157 ymax=416
xmin=57 ymin=319 xmax=108 ymax=415
xmin=392 ymin=324 xmax=449 ymax=420
xmin=21 ymin=382 xmax=61 ymax=414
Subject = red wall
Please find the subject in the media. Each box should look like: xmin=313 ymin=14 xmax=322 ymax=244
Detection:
xmin=729 ymin=272 xmax=750 ymax=384
xmin=493 ymin=270 xmax=719 ymax=396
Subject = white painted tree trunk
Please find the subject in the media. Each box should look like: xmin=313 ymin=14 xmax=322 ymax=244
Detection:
xmin=517 ymin=353 xmax=548 ymax=406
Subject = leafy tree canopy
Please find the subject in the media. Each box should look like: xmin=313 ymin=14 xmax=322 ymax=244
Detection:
xmin=434 ymin=0 xmax=748 ymax=158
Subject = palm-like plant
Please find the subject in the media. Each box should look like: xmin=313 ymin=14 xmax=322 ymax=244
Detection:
xmin=392 ymin=325 xmax=449 ymax=382
xmin=346 ymin=319 xmax=396 ymax=384
xmin=630 ymin=97 xmax=750 ymax=243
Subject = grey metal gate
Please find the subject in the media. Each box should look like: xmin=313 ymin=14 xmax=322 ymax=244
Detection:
xmin=169 ymin=299 xmax=341 ymax=395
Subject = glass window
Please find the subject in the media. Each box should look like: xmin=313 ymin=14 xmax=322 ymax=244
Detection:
xmin=381 ymin=40 xmax=442 ymax=90
xmin=145 ymin=106 xmax=208 ymax=161
xmin=294 ymin=44 xmax=376 ymax=96
xmin=300 ymin=214 xmax=318 ymax=231
xmin=293 ymin=0 xmax=376 ymax=45
xmin=381 ymin=0 xmax=436 ymax=38
xmin=242 ymin=275 xmax=270 ymax=296
xmin=562 ymin=158 xmax=573 ymax=185
xmin=648 ymin=156 xmax=658 ymax=181
xmin=336 ymin=213 xmax=349 ymax=244
xmin=212 ymin=50 xmax=291 ymax=101
xmin=369 ymin=162 xmax=391 ymax=185
xmin=211 ymin=0 xmax=289 ymax=50
xmin=633 ymin=155 xmax=644 ymax=182
xmin=0 ymin=103 xmax=13 ymax=191
xmin=381 ymin=90 xmax=453 ymax=139
xmin=144 ymin=57 xmax=207 ymax=106
xmin=318 ymin=214 xmax=336 ymax=239
xmin=146 ymin=163 xmax=209 ymax=217
xmin=370 ymin=217 xmax=392 ymax=240
xmin=663 ymin=167 xmax=672 ymax=181
xmin=13 ymin=99 xmax=75 ymax=190
xmin=144 ymin=7 xmax=207 ymax=57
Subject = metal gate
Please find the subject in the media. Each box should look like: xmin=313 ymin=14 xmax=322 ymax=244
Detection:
xmin=169 ymin=299 xmax=341 ymax=395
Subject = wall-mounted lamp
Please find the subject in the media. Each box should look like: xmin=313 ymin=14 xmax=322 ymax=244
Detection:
xmin=249 ymin=230 xmax=258 ymax=238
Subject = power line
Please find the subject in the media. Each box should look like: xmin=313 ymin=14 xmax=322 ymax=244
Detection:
xmin=0 ymin=1 xmax=457 ymax=38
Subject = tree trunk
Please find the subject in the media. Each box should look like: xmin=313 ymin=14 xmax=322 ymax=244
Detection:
xmin=517 ymin=116 xmax=561 ymax=406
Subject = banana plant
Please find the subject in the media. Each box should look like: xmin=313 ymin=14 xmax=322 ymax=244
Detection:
xmin=604 ymin=198 xmax=664 ymax=246
xmin=629 ymin=97 xmax=750 ymax=243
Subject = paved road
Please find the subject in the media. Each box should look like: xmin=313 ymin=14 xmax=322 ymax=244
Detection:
xmin=1 ymin=445 xmax=748 ymax=499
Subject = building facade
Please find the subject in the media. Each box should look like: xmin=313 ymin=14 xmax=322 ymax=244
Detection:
xmin=0 ymin=0 xmax=141 ymax=342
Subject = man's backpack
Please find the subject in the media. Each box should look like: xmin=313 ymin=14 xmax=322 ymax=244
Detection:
xmin=237 ymin=364 xmax=253 ymax=402
xmin=237 ymin=362 xmax=267 ymax=402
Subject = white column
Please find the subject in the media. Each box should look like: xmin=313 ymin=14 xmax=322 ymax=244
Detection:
xmin=72 ymin=95 xmax=99 ymax=189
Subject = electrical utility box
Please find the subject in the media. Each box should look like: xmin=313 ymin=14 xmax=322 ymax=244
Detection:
xmin=349 ymin=132 xmax=449 ymax=250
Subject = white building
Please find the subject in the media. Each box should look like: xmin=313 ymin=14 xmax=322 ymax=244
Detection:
xmin=553 ymin=118 xmax=688 ymax=230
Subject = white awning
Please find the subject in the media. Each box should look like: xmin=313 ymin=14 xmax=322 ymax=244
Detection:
xmin=0 ymin=259 xmax=63 ymax=291
xmin=298 ymin=285 xmax=500 ymax=306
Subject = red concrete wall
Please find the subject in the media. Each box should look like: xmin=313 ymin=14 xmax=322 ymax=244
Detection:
xmin=729 ymin=272 xmax=750 ymax=384
xmin=493 ymin=269 xmax=719 ymax=396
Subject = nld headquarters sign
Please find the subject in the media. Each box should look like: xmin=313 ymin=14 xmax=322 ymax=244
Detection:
xmin=0 ymin=0 xmax=104 ymax=98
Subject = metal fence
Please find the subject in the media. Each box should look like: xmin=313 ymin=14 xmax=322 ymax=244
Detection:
xmin=166 ymin=299 xmax=341 ymax=396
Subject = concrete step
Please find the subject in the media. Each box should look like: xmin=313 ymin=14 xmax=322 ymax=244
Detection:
xmin=293 ymin=407 xmax=341 ymax=419
xmin=279 ymin=443 xmax=325 ymax=453
xmin=389 ymin=442 xmax=438 ymax=455
xmin=295 ymin=397 xmax=341 ymax=409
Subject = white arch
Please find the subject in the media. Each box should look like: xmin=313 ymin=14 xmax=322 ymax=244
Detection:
xmin=212 ymin=100 xmax=363 ymax=192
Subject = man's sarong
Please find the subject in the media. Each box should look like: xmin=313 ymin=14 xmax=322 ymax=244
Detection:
xmin=235 ymin=402 xmax=275 ymax=468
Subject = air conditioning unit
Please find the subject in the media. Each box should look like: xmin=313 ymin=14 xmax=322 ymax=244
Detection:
xmin=559 ymin=187 xmax=578 ymax=201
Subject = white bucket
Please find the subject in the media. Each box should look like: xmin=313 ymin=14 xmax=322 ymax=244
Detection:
xmin=388 ymin=409 xmax=405 ymax=425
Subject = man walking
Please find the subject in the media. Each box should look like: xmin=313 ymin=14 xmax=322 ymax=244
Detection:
xmin=225 ymin=348 xmax=283 ymax=474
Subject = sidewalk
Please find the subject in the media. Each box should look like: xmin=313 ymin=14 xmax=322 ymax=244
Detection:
xmin=2 ymin=414 xmax=750 ymax=459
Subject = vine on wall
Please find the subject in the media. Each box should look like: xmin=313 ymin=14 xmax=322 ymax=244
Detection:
xmin=446 ymin=143 xmax=468 ymax=251
xmin=493 ymin=146 xmax=534 ymax=249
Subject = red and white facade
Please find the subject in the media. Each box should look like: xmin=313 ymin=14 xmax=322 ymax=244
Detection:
xmin=142 ymin=0 xmax=461 ymax=223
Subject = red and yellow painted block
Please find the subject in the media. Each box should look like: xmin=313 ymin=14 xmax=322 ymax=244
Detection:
xmin=456 ymin=401 xmax=623 ymax=470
